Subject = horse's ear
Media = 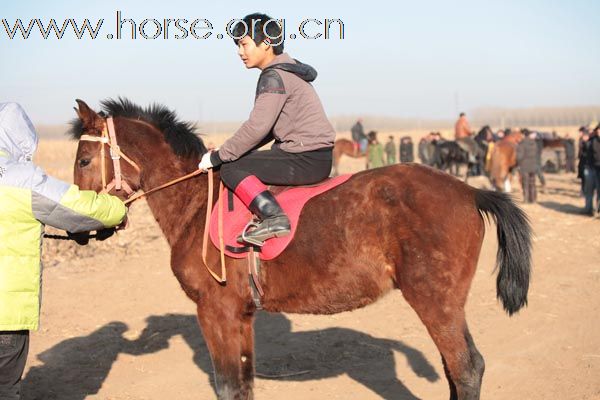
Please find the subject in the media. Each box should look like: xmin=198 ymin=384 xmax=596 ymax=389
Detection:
xmin=75 ymin=99 xmax=103 ymax=131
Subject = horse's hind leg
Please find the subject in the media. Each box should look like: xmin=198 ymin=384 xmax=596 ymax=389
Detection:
xmin=196 ymin=304 xmax=255 ymax=400
xmin=411 ymin=303 xmax=483 ymax=400
xmin=398 ymin=267 xmax=484 ymax=400
xmin=439 ymin=325 xmax=484 ymax=400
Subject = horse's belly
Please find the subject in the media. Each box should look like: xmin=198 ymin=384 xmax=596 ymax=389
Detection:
xmin=263 ymin=261 xmax=396 ymax=315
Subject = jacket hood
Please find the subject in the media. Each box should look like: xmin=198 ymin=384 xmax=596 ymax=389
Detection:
xmin=265 ymin=53 xmax=318 ymax=82
xmin=0 ymin=102 xmax=38 ymax=162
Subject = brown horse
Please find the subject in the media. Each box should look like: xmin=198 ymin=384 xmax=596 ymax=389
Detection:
xmin=71 ymin=98 xmax=532 ymax=400
xmin=489 ymin=130 xmax=524 ymax=192
xmin=542 ymin=136 xmax=575 ymax=172
xmin=332 ymin=138 xmax=367 ymax=175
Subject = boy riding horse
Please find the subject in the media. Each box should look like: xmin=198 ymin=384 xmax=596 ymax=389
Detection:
xmin=198 ymin=13 xmax=335 ymax=246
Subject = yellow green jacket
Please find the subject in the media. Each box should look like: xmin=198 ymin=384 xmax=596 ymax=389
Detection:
xmin=367 ymin=142 xmax=385 ymax=169
xmin=0 ymin=102 xmax=127 ymax=331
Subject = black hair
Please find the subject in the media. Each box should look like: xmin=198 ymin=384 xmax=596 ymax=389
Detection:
xmin=459 ymin=112 xmax=466 ymax=117
xmin=230 ymin=13 xmax=284 ymax=54
xmin=69 ymin=97 xmax=206 ymax=158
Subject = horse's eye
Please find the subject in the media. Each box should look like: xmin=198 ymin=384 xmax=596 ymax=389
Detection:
xmin=78 ymin=158 xmax=91 ymax=168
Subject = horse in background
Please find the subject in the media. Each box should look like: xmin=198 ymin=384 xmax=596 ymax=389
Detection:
xmin=435 ymin=126 xmax=492 ymax=180
xmin=435 ymin=140 xmax=471 ymax=177
xmin=539 ymin=133 xmax=576 ymax=173
xmin=332 ymin=137 xmax=367 ymax=175
xmin=489 ymin=129 xmax=524 ymax=191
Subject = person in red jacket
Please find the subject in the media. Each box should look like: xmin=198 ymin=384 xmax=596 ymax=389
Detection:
xmin=454 ymin=112 xmax=478 ymax=162
xmin=197 ymin=13 xmax=336 ymax=246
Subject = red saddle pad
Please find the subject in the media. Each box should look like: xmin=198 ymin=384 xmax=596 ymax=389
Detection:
xmin=209 ymin=174 xmax=353 ymax=260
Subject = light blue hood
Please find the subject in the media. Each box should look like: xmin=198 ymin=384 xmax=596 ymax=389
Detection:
xmin=0 ymin=102 xmax=39 ymax=162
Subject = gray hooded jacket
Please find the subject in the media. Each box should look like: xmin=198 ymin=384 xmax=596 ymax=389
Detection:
xmin=216 ymin=53 xmax=336 ymax=163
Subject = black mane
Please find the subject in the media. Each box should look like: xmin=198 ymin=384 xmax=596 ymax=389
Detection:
xmin=69 ymin=97 xmax=207 ymax=158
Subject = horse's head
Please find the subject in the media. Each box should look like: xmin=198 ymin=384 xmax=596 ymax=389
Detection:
xmin=71 ymin=99 xmax=142 ymax=201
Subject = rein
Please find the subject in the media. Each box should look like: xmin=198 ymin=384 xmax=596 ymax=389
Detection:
xmin=76 ymin=117 xmax=228 ymax=283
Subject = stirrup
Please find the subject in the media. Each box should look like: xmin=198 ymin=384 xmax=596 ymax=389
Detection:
xmin=238 ymin=220 xmax=265 ymax=247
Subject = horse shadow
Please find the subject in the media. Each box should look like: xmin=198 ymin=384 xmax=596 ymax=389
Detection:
xmin=23 ymin=313 xmax=439 ymax=400
xmin=252 ymin=312 xmax=439 ymax=399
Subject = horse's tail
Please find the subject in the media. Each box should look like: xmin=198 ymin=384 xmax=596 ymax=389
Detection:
xmin=475 ymin=190 xmax=532 ymax=316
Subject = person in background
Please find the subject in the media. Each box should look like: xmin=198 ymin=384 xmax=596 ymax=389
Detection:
xmin=494 ymin=129 xmax=505 ymax=142
xmin=564 ymin=133 xmax=576 ymax=173
xmin=454 ymin=112 xmax=478 ymax=162
xmin=429 ymin=132 xmax=444 ymax=168
xmin=0 ymin=103 xmax=127 ymax=400
xmin=367 ymin=131 xmax=385 ymax=169
xmin=384 ymin=135 xmax=396 ymax=165
xmin=578 ymin=127 xmax=590 ymax=194
xmin=532 ymin=131 xmax=546 ymax=193
xmin=351 ymin=118 xmax=368 ymax=156
xmin=517 ymin=130 xmax=539 ymax=203
xmin=399 ymin=136 xmax=414 ymax=163
xmin=484 ymin=129 xmax=496 ymax=173
xmin=583 ymin=127 xmax=600 ymax=215
xmin=418 ymin=133 xmax=432 ymax=165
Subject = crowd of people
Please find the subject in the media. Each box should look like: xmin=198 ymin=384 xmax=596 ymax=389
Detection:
xmin=350 ymin=120 xmax=416 ymax=168
xmin=351 ymin=114 xmax=597 ymax=213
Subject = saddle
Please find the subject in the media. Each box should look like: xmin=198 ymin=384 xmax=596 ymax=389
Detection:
xmin=209 ymin=174 xmax=352 ymax=261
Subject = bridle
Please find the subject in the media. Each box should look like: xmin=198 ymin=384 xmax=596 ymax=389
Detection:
xmin=80 ymin=117 xmax=141 ymax=199
xmin=80 ymin=116 xmax=208 ymax=205
xmin=78 ymin=116 xmax=227 ymax=283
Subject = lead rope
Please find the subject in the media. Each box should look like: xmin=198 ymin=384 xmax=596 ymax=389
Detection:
xmin=48 ymin=166 xmax=228 ymax=284
xmin=80 ymin=125 xmax=226 ymax=283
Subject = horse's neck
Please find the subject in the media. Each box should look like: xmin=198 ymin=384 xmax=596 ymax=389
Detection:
xmin=140 ymin=156 xmax=209 ymax=247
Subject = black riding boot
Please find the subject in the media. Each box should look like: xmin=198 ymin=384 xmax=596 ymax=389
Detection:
xmin=238 ymin=191 xmax=291 ymax=246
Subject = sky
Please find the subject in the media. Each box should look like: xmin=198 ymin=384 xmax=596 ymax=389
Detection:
xmin=1 ymin=0 xmax=599 ymax=125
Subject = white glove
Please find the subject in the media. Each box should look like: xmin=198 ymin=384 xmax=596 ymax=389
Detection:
xmin=198 ymin=151 xmax=214 ymax=171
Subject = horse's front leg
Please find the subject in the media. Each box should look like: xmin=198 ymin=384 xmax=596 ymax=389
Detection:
xmin=196 ymin=302 xmax=255 ymax=400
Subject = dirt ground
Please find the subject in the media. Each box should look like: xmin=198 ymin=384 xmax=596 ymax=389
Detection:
xmin=21 ymin=137 xmax=600 ymax=400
